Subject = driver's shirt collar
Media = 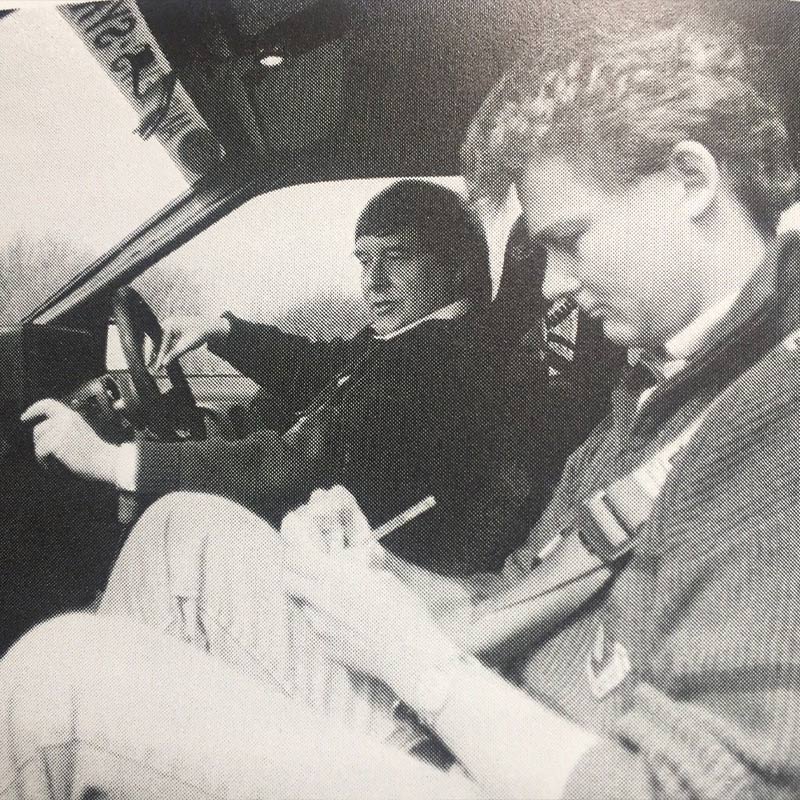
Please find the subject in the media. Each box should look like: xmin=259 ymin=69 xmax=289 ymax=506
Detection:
xmin=372 ymin=298 xmax=471 ymax=341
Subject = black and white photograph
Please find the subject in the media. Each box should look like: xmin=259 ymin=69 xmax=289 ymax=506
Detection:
xmin=1 ymin=0 xmax=800 ymax=796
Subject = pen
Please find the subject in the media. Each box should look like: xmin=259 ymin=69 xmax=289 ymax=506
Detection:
xmin=370 ymin=495 xmax=437 ymax=543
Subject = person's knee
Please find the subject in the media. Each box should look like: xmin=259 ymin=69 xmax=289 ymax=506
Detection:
xmin=3 ymin=613 xmax=106 ymax=684
xmin=121 ymin=491 xmax=221 ymax=565
xmin=132 ymin=491 xmax=268 ymax=548
xmin=114 ymin=492 xmax=281 ymax=609
xmin=0 ymin=615 xmax=105 ymax=746
xmin=134 ymin=491 xmax=208 ymax=537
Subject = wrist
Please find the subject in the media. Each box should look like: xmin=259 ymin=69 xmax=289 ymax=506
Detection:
xmin=396 ymin=645 xmax=479 ymax=731
xmin=392 ymin=634 xmax=461 ymax=701
xmin=97 ymin=442 xmax=121 ymax=485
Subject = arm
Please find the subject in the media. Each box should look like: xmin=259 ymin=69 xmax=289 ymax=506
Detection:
xmin=286 ymin=524 xmax=800 ymax=800
xmin=397 ymin=644 xmax=600 ymax=799
xmin=282 ymin=545 xmax=599 ymax=799
xmin=154 ymin=312 xmax=358 ymax=405
xmin=20 ymin=409 xmax=303 ymax=517
xmin=284 ymin=412 xmax=800 ymax=800
xmin=276 ymin=488 xmax=596 ymax=797
xmin=209 ymin=313 xmax=358 ymax=405
xmin=130 ymin=429 xmax=307 ymax=517
xmin=451 ymin=531 xmax=614 ymax=659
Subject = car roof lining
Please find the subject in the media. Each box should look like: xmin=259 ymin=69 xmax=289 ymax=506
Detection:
xmin=142 ymin=0 xmax=800 ymax=184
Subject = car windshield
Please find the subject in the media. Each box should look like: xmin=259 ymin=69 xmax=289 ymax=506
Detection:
xmin=0 ymin=4 xmax=198 ymax=325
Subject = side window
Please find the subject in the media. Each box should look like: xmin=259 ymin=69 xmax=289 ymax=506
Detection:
xmin=132 ymin=180 xmax=403 ymax=374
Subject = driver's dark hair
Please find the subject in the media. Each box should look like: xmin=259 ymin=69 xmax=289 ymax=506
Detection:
xmin=354 ymin=179 xmax=492 ymax=307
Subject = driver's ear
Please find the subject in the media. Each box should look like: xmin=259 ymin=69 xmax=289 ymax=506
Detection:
xmin=667 ymin=140 xmax=720 ymax=222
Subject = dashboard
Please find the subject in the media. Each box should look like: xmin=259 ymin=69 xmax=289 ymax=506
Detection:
xmin=0 ymin=323 xmax=123 ymax=654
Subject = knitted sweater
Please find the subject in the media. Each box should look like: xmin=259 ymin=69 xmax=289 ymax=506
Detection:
xmin=134 ymin=313 xmax=510 ymax=571
xmin=495 ymin=234 xmax=800 ymax=798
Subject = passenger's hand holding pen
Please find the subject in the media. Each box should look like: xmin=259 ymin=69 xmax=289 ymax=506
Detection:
xmin=280 ymin=485 xmax=375 ymax=557
xmin=281 ymin=515 xmax=455 ymax=697
xmin=279 ymin=486 xmax=474 ymax=687
xmin=280 ymin=485 xmax=436 ymax=568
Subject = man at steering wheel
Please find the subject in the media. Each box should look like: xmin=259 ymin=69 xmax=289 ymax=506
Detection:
xmin=21 ymin=179 xmax=509 ymax=572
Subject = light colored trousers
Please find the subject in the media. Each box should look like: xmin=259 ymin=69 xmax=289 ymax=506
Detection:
xmin=0 ymin=492 xmax=479 ymax=799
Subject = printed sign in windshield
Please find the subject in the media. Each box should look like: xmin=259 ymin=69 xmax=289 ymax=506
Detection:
xmin=59 ymin=1 xmax=223 ymax=180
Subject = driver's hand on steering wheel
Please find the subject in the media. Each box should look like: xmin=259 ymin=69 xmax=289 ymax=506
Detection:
xmin=20 ymin=399 xmax=119 ymax=484
xmin=150 ymin=314 xmax=231 ymax=373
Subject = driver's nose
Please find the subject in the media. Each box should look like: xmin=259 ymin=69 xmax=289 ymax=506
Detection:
xmin=362 ymin=259 xmax=390 ymax=294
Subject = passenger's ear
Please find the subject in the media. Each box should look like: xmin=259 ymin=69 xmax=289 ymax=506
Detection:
xmin=667 ymin=140 xmax=720 ymax=221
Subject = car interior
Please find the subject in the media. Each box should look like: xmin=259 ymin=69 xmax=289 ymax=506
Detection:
xmin=1 ymin=0 xmax=796 ymax=654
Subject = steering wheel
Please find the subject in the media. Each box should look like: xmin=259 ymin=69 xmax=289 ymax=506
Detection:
xmin=113 ymin=286 xmax=206 ymax=441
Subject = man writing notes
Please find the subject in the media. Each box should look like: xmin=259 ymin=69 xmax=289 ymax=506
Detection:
xmin=5 ymin=15 xmax=800 ymax=800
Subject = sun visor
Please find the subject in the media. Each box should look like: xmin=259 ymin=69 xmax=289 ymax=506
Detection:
xmin=232 ymin=1 xmax=366 ymax=156
xmin=58 ymin=1 xmax=224 ymax=181
xmin=226 ymin=0 xmax=320 ymax=36
xmin=244 ymin=37 xmax=345 ymax=154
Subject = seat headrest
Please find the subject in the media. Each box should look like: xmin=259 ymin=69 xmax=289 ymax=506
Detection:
xmin=489 ymin=215 xmax=548 ymax=350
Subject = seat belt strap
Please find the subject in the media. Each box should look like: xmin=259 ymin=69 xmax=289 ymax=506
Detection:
xmin=579 ymin=411 xmax=711 ymax=563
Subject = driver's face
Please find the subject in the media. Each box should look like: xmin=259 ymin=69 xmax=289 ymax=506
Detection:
xmin=354 ymin=227 xmax=454 ymax=335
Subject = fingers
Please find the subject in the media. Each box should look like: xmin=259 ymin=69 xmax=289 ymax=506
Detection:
xmin=328 ymin=485 xmax=374 ymax=547
xmin=151 ymin=323 xmax=186 ymax=372
xmin=280 ymin=506 xmax=314 ymax=549
xmin=22 ymin=400 xmax=116 ymax=482
xmin=308 ymin=488 xmax=348 ymax=551
xmin=151 ymin=330 xmax=175 ymax=373
xmin=24 ymin=403 xmax=68 ymax=463
xmin=280 ymin=486 xmax=377 ymax=562
xmin=307 ymin=485 xmax=373 ymax=549
xmin=31 ymin=420 xmax=60 ymax=463
xmin=152 ymin=316 xmax=224 ymax=372
xmin=20 ymin=397 xmax=65 ymax=424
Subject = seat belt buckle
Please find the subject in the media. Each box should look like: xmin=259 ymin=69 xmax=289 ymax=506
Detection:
xmin=578 ymin=488 xmax=636 ymax=563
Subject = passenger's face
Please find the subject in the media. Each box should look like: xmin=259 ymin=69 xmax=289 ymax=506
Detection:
xmin=516 ymin=155 xmax=705 ymax=352
xmin=354 ymin=227 xmax=453 ymax=335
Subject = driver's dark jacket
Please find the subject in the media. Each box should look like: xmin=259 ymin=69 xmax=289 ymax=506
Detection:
xmin=134 ymin=311 xmax=509 ymax=571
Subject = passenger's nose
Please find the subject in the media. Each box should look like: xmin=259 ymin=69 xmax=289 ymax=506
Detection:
xmin=541 ymin=263 xmax=580 ymax=302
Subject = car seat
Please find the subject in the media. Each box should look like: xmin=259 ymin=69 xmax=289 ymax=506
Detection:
xmin=486 ymin=216 xmax=625 ymax=543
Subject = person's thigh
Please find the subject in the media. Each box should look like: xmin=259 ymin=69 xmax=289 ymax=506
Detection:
xmin=99 ymin=492 xmax=288 ymax=674
xmin=0 ymin=614 xmax=481 ymax=800
xmin=99 ymin=493 xmax=398 ymax=736
xmin=99 ymin=491 xmax=282 ymax=625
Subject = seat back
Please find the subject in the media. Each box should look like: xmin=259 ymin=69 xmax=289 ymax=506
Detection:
xmin=487 ymin=216 xmax=625 ymax=534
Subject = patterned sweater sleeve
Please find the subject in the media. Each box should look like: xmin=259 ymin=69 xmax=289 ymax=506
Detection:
xmin=564 ymin=386 xmax=800 ymax=799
